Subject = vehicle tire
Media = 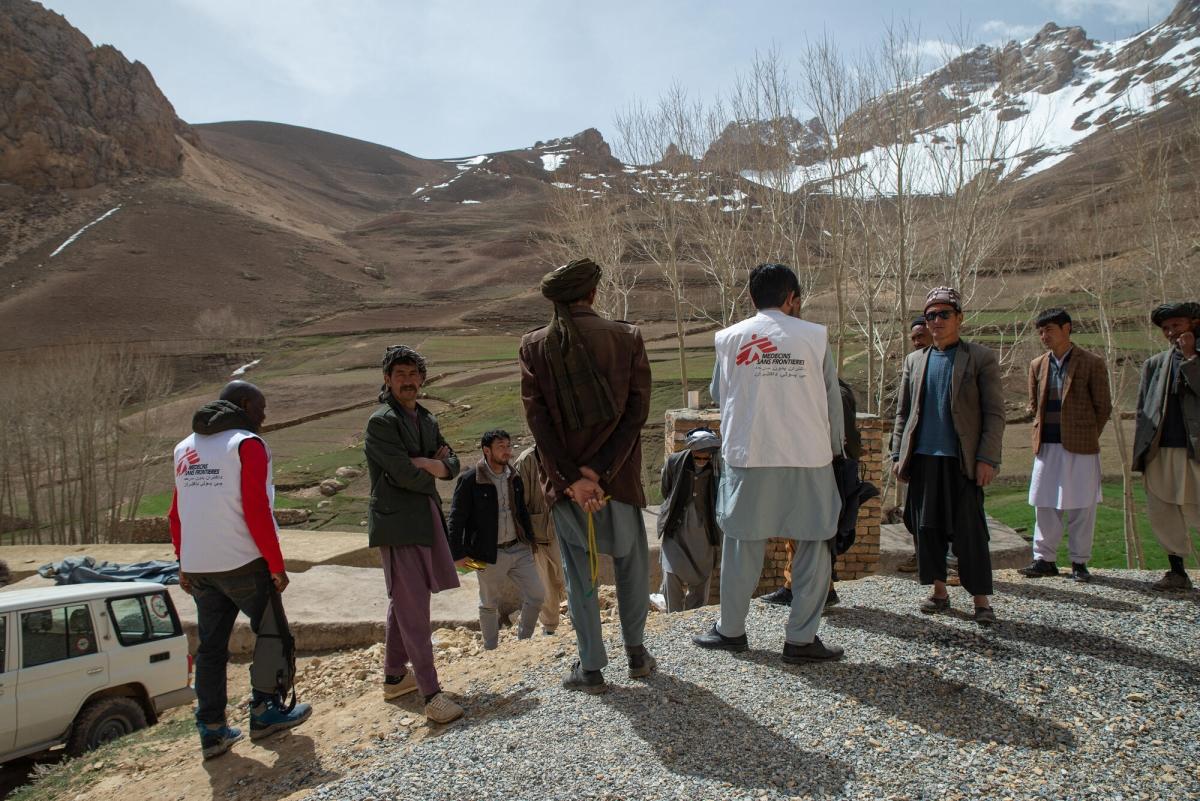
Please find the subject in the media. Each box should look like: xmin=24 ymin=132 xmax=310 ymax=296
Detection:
xmin=65 ymin=696 xmax=148 ymax=757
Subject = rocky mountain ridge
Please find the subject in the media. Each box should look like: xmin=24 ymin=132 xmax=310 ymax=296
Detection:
xmin=0 ymin=0 xmax=193 ymax=191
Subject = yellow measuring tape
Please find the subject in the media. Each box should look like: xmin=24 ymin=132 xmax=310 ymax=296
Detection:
xmin=584 ymin=496 xmax=611 ymax=597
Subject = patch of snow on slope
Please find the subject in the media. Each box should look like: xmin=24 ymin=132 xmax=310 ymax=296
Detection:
xmin=49 ymin=206 xmax=121 ymax=258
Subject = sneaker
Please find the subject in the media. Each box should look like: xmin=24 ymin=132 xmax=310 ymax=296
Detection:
xmin=249 ymin=698 xmax=313 ymax=741
xmin=626 ymin=644 xmax=658 ymax=679
xmin=973 ymin=606 xmax=996 ymax=626
xmin=561 ymin=661 xmax=607 ymax=694
xmin=1070 ymin=563 xmax=1091 ymax=583
xmin=1019 ymin=559 xmax=1059 ymax=578
xmin=197 ymin=722 xmax=243 ymax=760
xmin=424 ymin=692 xmax=464 ymax=723
xmin=782 ymin=636 xmax=844 ymax=663
xmin=760 ymin=586 xmax=793 ymax=606
xmin=1151 ymin=570 xmax=1194 ymax=591
xmin=383 ymin=671 xmax=417 ymax=700
xmin=692 ymin=624 xmax=748 ymax=652
xmin=824 ymin=587 xmax=840 ymax=608
xmin=920 ymin=595 xmax=951 ymax=614
xmin=897 ymin=554 xmax=919 ymax=573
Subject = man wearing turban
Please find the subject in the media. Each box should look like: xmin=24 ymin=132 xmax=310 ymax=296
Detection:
xmin=1133 ymin=301 xmax=1200 ymax=590
xmin=519 ymin=258 xmax=655 ymax=692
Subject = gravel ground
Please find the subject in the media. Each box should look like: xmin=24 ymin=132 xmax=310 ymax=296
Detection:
xmin=308 ymin=570 xmax=1200 ymax=801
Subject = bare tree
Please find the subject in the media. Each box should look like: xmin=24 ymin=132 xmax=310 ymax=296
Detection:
xmin=542 ymin=188 xmax=642 ymax=320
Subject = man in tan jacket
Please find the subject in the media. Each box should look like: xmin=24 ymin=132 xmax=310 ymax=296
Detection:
xmin=1020 ymin=308 xmax=1112 ymax=583
xmin=892 ymin=287 xmax=1005 ymax=625
xmin=514 ymin=445 xmax=566 ymax=634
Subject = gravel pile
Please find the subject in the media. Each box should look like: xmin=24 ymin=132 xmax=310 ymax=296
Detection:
xmin=308 ymin=570 xmax=1200 ymax=800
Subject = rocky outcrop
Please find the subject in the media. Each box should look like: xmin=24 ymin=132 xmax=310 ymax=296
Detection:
xmin=0 ymin=0 xmax=193 ymax=191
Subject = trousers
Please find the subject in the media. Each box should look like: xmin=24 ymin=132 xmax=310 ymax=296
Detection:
xmin=191 ymin=560 xmax=292 ymax=725
xmin=1032 ymin=505 xmax=1098 ymax=564
xmin=717 ymin=537 xmax=830 ymax=645
xmin=553 ymin=500 xmax=648 ymax=672
xmin=476 ymin=542 xmax=544 ymax=648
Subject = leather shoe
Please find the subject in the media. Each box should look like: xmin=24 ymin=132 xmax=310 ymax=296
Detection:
xmin=782 ymin=636 xmax=844 ymax=663
xmin=760 ymin=586 xmax=792 ymax=606
xmin=692 ymin=624 xmax=748 ymax=652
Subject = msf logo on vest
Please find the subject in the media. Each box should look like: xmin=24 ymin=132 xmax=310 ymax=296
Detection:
xmin=176 ymin=448 xmax=200 ymax=476
xmin=736 ymin=334 xmax=778 ymax=365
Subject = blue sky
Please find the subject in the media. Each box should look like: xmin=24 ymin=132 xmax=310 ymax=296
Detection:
xmin=41 ymin=0 xmax=1177 ymax=159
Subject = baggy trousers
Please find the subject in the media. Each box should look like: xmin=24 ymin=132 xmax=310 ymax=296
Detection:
xmin=1033 ymin=505 xmax=1098 ymax=564
xmin=662 ymin=570 xmax=712 ymax=611
xmin=552 ymin=500 xmax=648 ymax=672
xmin=717 ymin=537 xmax=830 ymax=646
xmin=905 ymin=455 xmax=994 ymax=596
xmin=380 ymin=544 xmax=442 ymax=696
xmin=533 ymin=533 xmax=567 ymax=631
xmin=191 ymin=560 xmax=292 ymax=725
xmin=476 ymin=542 xmax=545 ymax=648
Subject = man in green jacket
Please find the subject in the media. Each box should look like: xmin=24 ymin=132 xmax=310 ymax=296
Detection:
xmin=364 ymin=345 xmax=464 ymax=724
xmin=1133 ymin=302 xmax=1200 ymax=590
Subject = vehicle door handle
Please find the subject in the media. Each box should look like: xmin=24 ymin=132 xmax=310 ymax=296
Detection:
xmin=149 ymin=652 xmax=170 ymax=663
xmin=87 ymin=666 xmax=103 ymax=675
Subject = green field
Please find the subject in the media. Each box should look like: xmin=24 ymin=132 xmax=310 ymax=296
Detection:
xmin=985 ymin=480 xmax=1185 ymax=570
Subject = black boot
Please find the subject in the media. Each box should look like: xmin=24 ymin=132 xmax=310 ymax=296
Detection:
xmin=1070 ymin=563 xmax=1091 ymax=583
xmin=625 ymin=644 xmax=658 ymax=679
xmin=562 ymin=661 xmax=606 ymax=694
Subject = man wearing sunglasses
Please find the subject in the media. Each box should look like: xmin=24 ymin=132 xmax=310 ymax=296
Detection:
xmin=892 ymin=287 xmax=1005 ymax=625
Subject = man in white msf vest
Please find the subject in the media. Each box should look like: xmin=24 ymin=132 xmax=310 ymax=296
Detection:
xmin=693 ymin=263 xmax=846 ymax=663
xmin=169 ymin=381 xmax=311 ymax=760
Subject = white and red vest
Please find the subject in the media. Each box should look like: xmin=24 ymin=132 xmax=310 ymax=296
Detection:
xmin=173 ymin=429 xmax=277 ymax=572
xmin=713 ymin=309 xmax=834 ymax=469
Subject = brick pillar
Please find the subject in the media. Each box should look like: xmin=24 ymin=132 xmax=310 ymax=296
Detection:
xmin=662 ymin=409 xmax=885 ymax=602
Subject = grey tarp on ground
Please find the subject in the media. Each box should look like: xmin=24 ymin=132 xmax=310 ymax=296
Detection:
xmin=37 ymin=555 xmax=179 ymax=585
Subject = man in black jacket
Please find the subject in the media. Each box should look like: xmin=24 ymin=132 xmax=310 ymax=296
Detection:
xmin=657 ymin=429 xmax=722 ymax=611
xmin=448 ymin=430 xmax=545 ymax=649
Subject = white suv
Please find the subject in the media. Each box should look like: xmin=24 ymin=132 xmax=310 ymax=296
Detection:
xmin=0 ymin=581 xmax=194 ymax=763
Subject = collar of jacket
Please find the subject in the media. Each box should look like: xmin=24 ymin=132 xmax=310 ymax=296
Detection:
xmin=475 ymin=458 xmax=513 ymax=485
xmin=385 ymin=396 xmax=431 ymax=420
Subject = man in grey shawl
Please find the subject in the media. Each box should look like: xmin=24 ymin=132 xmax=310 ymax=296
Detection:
xmin=657 ymin=429 xmax=723 ymax=611
xmin=519 ymin=258 xmax=655 ymax=692
xmin=693 ymin=263 xmax=845 ymax=663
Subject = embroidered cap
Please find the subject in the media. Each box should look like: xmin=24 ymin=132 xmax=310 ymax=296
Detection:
xmin=924 ymin=286 xmax=962 ymax=313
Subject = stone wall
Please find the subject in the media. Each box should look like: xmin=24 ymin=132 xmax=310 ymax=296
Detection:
xmin=115 ymin=508 xmax=311 ymax=543
xmin=663 ymin=408 xmax=883 ymax=602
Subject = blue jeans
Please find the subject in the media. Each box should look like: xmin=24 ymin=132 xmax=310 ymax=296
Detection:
xmin=190 ymin=561 xmax=291 ymax=725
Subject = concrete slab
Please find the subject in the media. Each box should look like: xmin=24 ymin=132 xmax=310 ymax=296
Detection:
xmin=877 ymin=517 xmax=1030 ymax=573
xmin=0 ymin=529 xmax=376 ymax=582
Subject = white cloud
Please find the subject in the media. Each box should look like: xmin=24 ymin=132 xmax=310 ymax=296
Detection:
xmin=904 ymin=39 xmax=965 ymax=68
xmin=1044 ymin=0 xmax=1174 ymax=25
xmin=979 ymin=19 xmax=1041 ymax=43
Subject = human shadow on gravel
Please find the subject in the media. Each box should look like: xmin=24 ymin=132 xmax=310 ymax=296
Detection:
xmin=829 ymin=606 xmax=1200 ymax=679
xmin=822 ymin=606 xmax=1017 ymax=659
xmin=1087 ymin=574 xmax=1200 ymax=605
xmin=991 ymin=579 xmax=1143 ymax=612
xmin=731 ymin=652 xmax=1074 ymax=750
xmin=431 ymin=686 xmax=541 ymax=736
xmin=598 ymin=673 xmax=852 ymax=796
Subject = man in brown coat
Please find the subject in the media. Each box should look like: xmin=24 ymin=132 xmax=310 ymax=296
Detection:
xmin=519 ymin=258 xmax=655 ymax=693
xmin=892 ymin=287 xmax=1005 ymax=625
xmin=1020 ymin=308 xmax=1112 ymax=583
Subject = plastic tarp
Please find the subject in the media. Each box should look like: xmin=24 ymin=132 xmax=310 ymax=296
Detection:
xmin=37 ymin=555 xmax=179 ymax=585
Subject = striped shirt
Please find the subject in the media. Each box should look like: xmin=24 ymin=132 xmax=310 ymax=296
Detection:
xmin=1040 ymin=348 xmax=1072 ymax=445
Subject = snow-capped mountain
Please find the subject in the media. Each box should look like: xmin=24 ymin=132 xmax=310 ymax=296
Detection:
xmin=735 ymin=0 xmax=1200 ymax=195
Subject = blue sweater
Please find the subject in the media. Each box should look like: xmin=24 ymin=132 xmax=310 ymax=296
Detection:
xmin=915 ymin=344 xmax=959 ymax=457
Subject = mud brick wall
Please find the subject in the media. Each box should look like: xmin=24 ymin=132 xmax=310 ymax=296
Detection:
xmin=663 ymin=409 xmax=883 ymax=603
